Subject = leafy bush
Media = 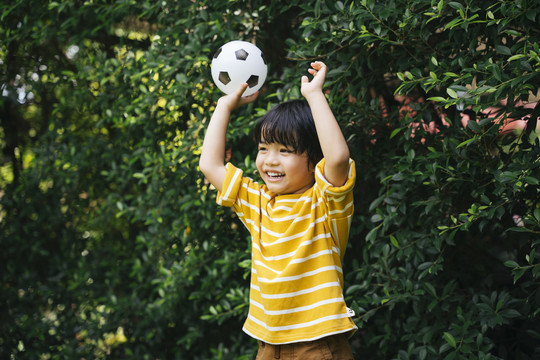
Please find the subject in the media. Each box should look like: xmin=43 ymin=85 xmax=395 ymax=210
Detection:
xmin=1 ymin=0 xmax=538 ymax=359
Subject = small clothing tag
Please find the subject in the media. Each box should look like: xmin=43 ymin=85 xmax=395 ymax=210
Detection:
xmin=346 ymin=307 xmax=355 ymax=317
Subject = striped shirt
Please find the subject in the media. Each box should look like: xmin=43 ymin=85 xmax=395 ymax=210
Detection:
xmin=217 ymin=158 xmax=357 ymax=344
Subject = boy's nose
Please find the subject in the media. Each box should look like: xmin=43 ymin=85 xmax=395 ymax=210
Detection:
xmin=264 ymin=151 xmax=279 ymax=165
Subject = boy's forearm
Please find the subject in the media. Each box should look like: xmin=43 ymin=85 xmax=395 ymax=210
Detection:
xmin=305 ymin=92 xmax=350 ymax=185
xmin=199 ymin=83 xmax=258 ymax=192
xmin=199 ymin=103 xmax=230 ymax=192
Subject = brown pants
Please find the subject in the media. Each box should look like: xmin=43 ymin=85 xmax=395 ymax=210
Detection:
xmin=255 ymin=334 xmax=354 ymax=360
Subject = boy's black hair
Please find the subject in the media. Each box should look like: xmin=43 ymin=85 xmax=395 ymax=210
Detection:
xmin=254 ymin=100 xmax=323 ymax=167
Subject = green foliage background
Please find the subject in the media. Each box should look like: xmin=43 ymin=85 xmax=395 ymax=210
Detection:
xmin=1 ymin=0 xmax=539 ymax=359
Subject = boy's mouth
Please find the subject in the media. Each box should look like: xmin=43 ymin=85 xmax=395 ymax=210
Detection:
xmin=266 ymin=171 xmax=284 ymax=180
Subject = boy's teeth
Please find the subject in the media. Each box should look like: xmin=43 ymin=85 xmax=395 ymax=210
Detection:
xmin=267 ymin=172 xmax=283 ymax=178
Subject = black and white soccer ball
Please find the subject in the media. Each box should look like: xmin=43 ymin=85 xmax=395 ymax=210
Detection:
xmin=211 ymin=41 xmax=267 ymax=97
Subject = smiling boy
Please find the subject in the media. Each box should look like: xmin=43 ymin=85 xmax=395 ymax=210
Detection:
xmin=199 ymin=62 xmax=357 ymax=359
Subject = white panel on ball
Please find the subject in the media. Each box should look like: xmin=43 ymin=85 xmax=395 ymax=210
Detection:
xmin=211 ymin=40 xmax=268 ymax=97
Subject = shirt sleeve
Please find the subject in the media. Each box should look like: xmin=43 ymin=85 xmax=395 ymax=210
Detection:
xmin=314 ymin=158 xmax=356 ymax=257
xmin=216 ymin=163 xmax=244 ymax=207
xmin=314 ymin=158 xmax=356 ymax=204
xmin=216 ymin=163 xmax=262 ymax=235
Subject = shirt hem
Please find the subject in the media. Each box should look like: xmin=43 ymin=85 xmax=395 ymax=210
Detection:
xmin=242 ymin=325 xmax=358 ymax=345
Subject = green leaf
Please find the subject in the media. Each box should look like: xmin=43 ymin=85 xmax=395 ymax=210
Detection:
xmin=495 ymin=45 xmax=512 ymax=55
xmin=456 ymin=138 xmax=473 ymax=149
xmin=389 ymin=235 xmax=399 ymax=248
xmin=466 ymin=120 xmax=481 ymax=132
xmin=504 ymin=260 xmax=519 ymax=268
xmin=523 ymin=176 xmax=539 ymax=185
xmin=513 ymin=269 xmax=527 ymax=283
xmin=448 ymin=2 xmax=464 ymax=11
xmin=366 ymin=227 xmax=379 ymax=243
xmin=492 ymin=64 xmax=502 ymax=81
xmin=501 ymin=309 xmax=522 ymax=319
xmin=390 ymin=127 xmax=404 ymax=139
xmin=508 ymin=54 xmax=526 ymax=62
xmin=444 ymin=332 xmax=457 ymax=348
xmin=526 ymin=9 xmax=537 ymax=21
xmin=437 ymin=0 xmax=444 ymax=12
xmin=425 ymin=282 xmax=437 ymax=297
xmin=428 ymin=96 xmax=447 ymax=102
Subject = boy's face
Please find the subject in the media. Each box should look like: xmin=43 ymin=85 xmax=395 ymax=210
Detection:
xmin=256 ymin=140 xmax=315 ymax=195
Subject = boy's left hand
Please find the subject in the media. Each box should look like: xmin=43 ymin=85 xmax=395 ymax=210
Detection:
xmin=301 ymin=61 xmax=327 ymax=98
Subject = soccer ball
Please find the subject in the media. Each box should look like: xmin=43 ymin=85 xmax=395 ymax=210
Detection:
xmin=211 ymin=40 xmax=268 ymax=97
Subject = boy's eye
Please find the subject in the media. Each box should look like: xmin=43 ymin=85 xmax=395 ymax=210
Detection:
xmin=280 ymin=148 xmax=293 ymax=153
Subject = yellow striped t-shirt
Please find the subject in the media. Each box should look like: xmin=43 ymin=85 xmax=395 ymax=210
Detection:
xmin=217 ymin=158 xmax=357 ymax=344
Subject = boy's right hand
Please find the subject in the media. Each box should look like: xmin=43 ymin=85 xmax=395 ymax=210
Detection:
xmin=217 ymin=83 xmax=259 ymax=112
xmin=200 ymin=83 xmax=259 ymax=193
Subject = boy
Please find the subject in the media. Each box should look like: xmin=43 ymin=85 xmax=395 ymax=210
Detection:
xmin=199 ymin=62 xmax=356 ymax=359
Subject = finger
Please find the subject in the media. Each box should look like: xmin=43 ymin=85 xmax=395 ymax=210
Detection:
xmin=232 ymin=83 xmax=249 ymax=97
xmin=312 ymin=64 xmax=326 ymax=79
xmin=301 ymin=75 xmax=309 ymax=83
xmin=242 ymin=91 xmax=259 ymax=102
xmin=313 ymin=62 xmax=327 ymax=74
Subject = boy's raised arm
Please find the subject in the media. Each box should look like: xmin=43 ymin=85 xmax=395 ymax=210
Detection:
xmin=301 ymin=62 xmax=350 ymax=187
xmin=199 ymin=83 xmax=258 ymax=193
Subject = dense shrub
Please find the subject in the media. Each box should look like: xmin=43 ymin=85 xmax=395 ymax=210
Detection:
xmin=1 ymin=0 xmax=538 ymax=359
